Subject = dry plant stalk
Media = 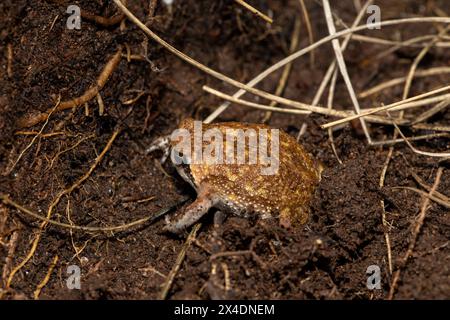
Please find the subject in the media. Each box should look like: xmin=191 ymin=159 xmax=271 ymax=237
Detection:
xmin=81 ymin=9 xmax=125 ymax=26
xmin=7 ymin=43 xmax=13 ymax=78
xmin=17 ymin=48 xmax=123 ymax=128
xmin=0 ymin=194 xmax=186 ymax=233
xmin=112 ymin=0 xmax=450 ymax=124
xmin=234 ymin=0 xmax=273 ymax=24
xmin=262 ymin=18 xmax=301 ymax=123
xmin=33 ymin=255 xmax=59 ymax=299
xmin=5 ymin=129 xmax=121 ymax=289
xmin=388 ymin=168 xmax=444 ymax=299
xmin=5 ymin=96 xmax=61 ymax=175
xmin=159 ymin=223 xmax=202 ymax=300
xmin=299 ymin=0 xmax=315 ymax=66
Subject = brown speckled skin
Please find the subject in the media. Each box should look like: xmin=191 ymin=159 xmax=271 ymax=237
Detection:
xmin=165 ymin=118 xmax=321 ymax=233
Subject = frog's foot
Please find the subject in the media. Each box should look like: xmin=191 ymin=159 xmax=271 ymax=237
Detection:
xmin=212 ymin=210 xmax=227 ymax=241
xmin=146 ymin=135 xmax=171 ymax=163
xmin=213 ymin=210 xmax=227 ymax=228
xmin=279 ymin=205 xmax=309 ymax=229
xmin=163 ymin=190 xmax=217 ymax=234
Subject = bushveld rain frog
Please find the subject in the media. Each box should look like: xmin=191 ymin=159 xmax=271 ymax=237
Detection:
xmin=148 ymin=118 xmax=322 ymax=234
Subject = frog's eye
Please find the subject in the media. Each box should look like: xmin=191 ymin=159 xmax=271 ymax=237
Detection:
xmin=171 ymin=150 xmax=189 ymax=164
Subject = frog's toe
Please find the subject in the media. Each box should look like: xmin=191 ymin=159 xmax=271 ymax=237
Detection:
xmin=213 ymin=210 xmax=227 ymax=227
xmin=146 ymin=135 xmax=171 ymax=163
xmin=162 ymin=220 xmax=188 ymax=234
xmin=279 ymin=206 xmax=309 ymax=229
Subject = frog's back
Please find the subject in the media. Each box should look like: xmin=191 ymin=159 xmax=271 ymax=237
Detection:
xmin=188 ymin=121 xmax=321 ymax=224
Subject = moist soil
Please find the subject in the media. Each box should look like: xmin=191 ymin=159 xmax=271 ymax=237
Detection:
xmin=0 ymin=0 xmax=449 ymax=299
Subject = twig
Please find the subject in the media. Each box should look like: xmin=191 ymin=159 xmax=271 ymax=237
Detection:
xmin=390 ymin=117 xmax=450 ymax=157
xmin=388 ymin=168 xmax=444 ymax=299
xmin=112 ymin=0 xmax=450 ymax=123
xmin=0 ymin=194 xmax=184 ymax=232
xmin=410 ymin=98 xmax=450 ymax=125
xmin=203 ymin=85 xmax=418 ymax=126
xmin=327 ymin=69 xmax=342 ymax=164
xmin=17 ymin=48 xmax=123 ymax=128
xmin=233 ymin=0 xmax=273 ymax=24
xmin=96 ymin=93 xmax=105 ymax=116
xmin=371 ymin=132 xmax=449 ymax=146
xmin=322 ymin=0 xmax=371 ymax=143
xmin=378 ymin=25 xmax=447 ymax=278
xmin=372 ymin=29 xmax=450 ymax=62
xmin=1 ymin=230 xmax=19 ymax=289
xmin=391 ymin=187 xmax=450 ymax=209
xmin=409 ymin=171 xmax=449 ymax=202
xmin=262 ymin=18 xmax=301 ymax=123
xmin=159 ymin=223 xmax=201 ymax=300
xmin=5 ymin=97 xmax=61 ymax=175
xmin=221 ymin=263 xmax=231 ymax=292
xmin=6 ymin=129 xmax=121 ymax=288
xmin=81 ymin=9 xmax=125 ymax=27
xmin=6 ymin=43 xmax=13 ymax=78
xmin=321 ymin=85 xmax=450 ymax=129
xmin=412 ymin=123 xmax=450 ymax=132
xmin=351 ymin=34 xmax=450 ymax=49
xmin=205 ymin=16 xmax=450 ymax=123
xmin=312 ymin=0 xmax=373 ymax=106
xmin=33 ymin=255 xmax=59 ymax=299
xmin=67 ymin=199 xmax=86 ymax=263
xmin=203 ymin=86 xmax=310 ymax=115
xmin=14 ymin=131 xmax=67 ymax=138
xmin=299 ymin=0 xmax=315 ymax=67
xmin=358 ymin=67 xmax=450 ymax=98
xmin=379 ymin=147 xmax=394 ymax=275
xmin=403 ymin=26 xmax=450 ymax=102
xmin=313 ymin=0 xmax=372 ymax=161
xmin=383 ymin=19 xmax=440 ymax=155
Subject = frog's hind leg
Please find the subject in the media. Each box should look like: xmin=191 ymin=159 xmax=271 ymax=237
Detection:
xmin=163 ymin=189 xmax=217 ymax=234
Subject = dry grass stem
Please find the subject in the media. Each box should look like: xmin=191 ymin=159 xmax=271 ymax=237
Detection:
xmin=18 ymin=48 xmax=123 ymax=128
xmin=159 ymin=223 xmax=201 ymax=300
xmin=234 ymin=0 xmax=273 ymax=24
xmin=388 ymin=168 xmax=444 ymax=299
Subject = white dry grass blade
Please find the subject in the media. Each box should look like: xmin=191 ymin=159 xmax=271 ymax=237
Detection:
xmin=203 ymin=85 xmax=450 ymax=129
xmin=312 ymin=0 xmax=373 ymax=106
xmin=322 ymin=0 xmax=371 ymax=143
xmin=113 ymin=0 xmax=450 ymax=123
xmin=411 ymin=98 xmax=450 ymax=125
xmin=201 ymin=16 xmax=450 ymax=123
xmin=314 ymin=0 xmax=372 ymax=163
xmin=388 ymin=113 xmax=450 ymax=158
xmin=402 ymin=26 xmax=450 ymax=101
xmin=359 ymin=67 xmax=450 ymax=98
xmin=233 ymin=0 xmax=273 ymax=24
xmin=202 ymin=86 xmax=310 ymax=115
xmin=371 ymin=132 xmax=450 ymax=147
xmin=327 ymin=68 xmax=343 ymax=163
xmin=351 ymin=34 xmax=450 ymax=49
xmin=322 ymin=86 xmax=450 ymax=128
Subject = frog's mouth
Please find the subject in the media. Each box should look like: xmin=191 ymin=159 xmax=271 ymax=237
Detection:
xmin=175 ymin=162 xmax=198 ymax=191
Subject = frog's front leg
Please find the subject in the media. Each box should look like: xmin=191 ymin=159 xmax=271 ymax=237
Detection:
xmin=163 ymin=189 xmax=217 ymax=234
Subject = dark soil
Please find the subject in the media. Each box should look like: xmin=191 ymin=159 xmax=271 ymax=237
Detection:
xmin=0 ymin=0 xmax=449 ymax=300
